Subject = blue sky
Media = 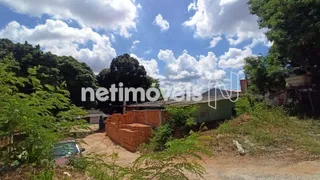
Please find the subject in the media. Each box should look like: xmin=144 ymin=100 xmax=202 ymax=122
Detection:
xmin=0 ymin=0 xmax=270 ymax=92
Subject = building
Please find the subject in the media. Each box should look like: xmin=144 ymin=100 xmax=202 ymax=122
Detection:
xmin=81 ymin=109 xmax=109 ymax=124
xmin=127 ymin=89 xmax=239 ymax=123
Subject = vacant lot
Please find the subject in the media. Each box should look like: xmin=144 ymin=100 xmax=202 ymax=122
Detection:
xmin=80 ymin=132 xmax=140 ymax=166
xmin=82 ymin=132 xmax=320 ymax=180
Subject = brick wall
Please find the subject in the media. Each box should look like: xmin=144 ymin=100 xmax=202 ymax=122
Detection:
xmin=106 ymin=110 xmax=164 ymax=152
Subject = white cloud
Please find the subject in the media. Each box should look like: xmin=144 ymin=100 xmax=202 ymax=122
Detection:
xmin=188 ymin=1 xmax=197 ymax=12
xmin=0 ymin=20 xmax=116 ymax=73
xmin=184 ymin=0 xmax=269 ymax=47
xmin=0 ymin=0 xmax=139 ymax=37
xmin=158 ymin=49 xmax=176 ymax=63
xmin=130 ymin=40 xmax=140 ymax=50
xmin=158 ymin=49 xmax=226 ymax=83
xmin=130 ymin=54 xmax=159 ymax=79
xmin=210 ymin=36 xmax=222 ymax=48
xmin=218 ymin=47 xmax=253 ymax=69
xmin=153 ymin=14 xmax=170 ymax=32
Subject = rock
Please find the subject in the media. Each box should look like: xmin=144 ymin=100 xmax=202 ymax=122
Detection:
xmin=233 ymin=140 xmax=246 ymax=156
xmin=287 ymin=148 xmax=294 ymax=152
xmin=63 ymin=172 xmax=71 ymax=177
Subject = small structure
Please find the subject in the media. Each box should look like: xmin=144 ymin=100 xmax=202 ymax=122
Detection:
xmin=285 ymin=74 xmax=312 ymax=88
xmin=82 ymin=109 xmax=109 ymax=124
xmin=284 ymin=74 xmax=316 ymax=113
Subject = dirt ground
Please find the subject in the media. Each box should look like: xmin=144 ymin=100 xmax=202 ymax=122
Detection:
xmin=80 ymin=131 xmax=140 ymax=166
xmin=192 ymin=156 xmax=320 ymax=180
xmin=81 ymin=132 xmax=320 ymax=180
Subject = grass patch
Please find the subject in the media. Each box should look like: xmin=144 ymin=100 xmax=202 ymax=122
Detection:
xmin=213 ymin=108 xmax=320 ymax=155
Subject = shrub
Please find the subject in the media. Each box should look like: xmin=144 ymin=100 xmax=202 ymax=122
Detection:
xmin=166 ymin=105 xmax=198 ymax=131
xmin=0 ymin=55 xmax=87 ymax=168
xmin=141 ymin=105 xmax=199 ymax=152
xmin=140 ymin=124 xmax=173 ymax=152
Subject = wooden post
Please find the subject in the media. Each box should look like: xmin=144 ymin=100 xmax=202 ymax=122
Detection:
xmin=123 ymin=101 xmax=126 ymax=114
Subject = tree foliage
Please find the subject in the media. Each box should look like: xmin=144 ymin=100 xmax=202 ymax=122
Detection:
xmin=243 ymin=55 xmax=287 ymax=95
xmin=96 ymin=54 xmax=159 ymax=112
xmin=248 ymin=0 xmax=320 ymax=74
xmin=97 ymin=54 xmax=150 ymax=89
xmin=0 ymin=55 xmax=87 ymax=167
xmin=0 ymin=39 xmax=97 ymax=109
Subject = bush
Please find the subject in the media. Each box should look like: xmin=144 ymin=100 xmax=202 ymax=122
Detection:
xmin=166 ymin=105 xmax=198 ymax=131
xmin=235 ymin=94 xmax=266 ymax=116
xmin=139 ymin=124 xmax=173 ymax=152
xmin=0 ymin=55 xmax=88 ymax=168
xmin=141 ymin=105 xmax=199 ymax=152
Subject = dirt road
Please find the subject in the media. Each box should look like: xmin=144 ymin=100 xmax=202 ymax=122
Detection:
xmin=192 ymin=156 xmax=320 ymax=180
xmin=82 ymin=133 xmax=320 ymax=180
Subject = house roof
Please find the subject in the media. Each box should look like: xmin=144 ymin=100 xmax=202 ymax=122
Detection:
xmin=127 ymin=89 xmax=240 ymax=108
xmin=83 ymin=109 xmax=109 ymax=117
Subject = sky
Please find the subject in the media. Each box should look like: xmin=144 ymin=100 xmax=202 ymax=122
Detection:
xmin=0 ymin=0 xmax=270 ymax=93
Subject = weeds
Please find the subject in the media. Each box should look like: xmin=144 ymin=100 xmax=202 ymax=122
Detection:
xmin=216 ymin=106 xmax=320 ymax=154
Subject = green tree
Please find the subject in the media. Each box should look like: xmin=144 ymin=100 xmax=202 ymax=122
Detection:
xmin=57 ymin=56 xmax=97 ymax=109
xmin=97 ymin=54 xmax=151 ymax=89
xmin=243 ymin=55 xmax=288 ymax=95
xmin=0 ymin=39 xmax=97 ymax=109
xmin=96 ymin=54 xmax=158 ymax=112
xmin=0 ymin=55 xmax=87 ymax=166
xmin=248 ymin=0 xmax=320 ymax=74
xmin=244 ymin=56 xmax=269 ymax=95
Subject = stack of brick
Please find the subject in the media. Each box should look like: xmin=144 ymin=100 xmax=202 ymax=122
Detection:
xmin=106 ymin=110 xmax=164 ymax=152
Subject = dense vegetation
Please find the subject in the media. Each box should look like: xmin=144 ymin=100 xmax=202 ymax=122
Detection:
xmin=244 ymin=0 xmax=320 ymax=96
xmin=0 ymin=54 xmax=87 ymax=169
xmin=0 ymin=39 xmax=97 ymax=109
xmin=249 ymin=0 xmax=320 ymax=75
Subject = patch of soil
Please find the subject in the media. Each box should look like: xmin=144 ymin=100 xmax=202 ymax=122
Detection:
xmin=80 ymin=132 xmax=140 ymax=166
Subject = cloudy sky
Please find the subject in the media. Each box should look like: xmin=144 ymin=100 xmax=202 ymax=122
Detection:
xmin=0 ymin=0 xmax=270 ymax=92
